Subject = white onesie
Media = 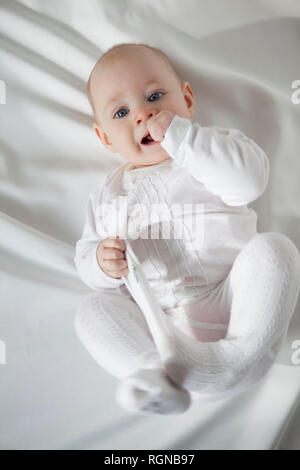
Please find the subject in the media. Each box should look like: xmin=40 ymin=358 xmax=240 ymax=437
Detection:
xmin=74 ymin=114 xmax=269 ymax=339
xmin=74 ymin=115 xmax=300 ymax=410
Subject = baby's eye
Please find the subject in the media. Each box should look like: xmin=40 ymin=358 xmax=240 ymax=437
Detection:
xmin=148 ymin=91 xmax=163 ymax=102
xmin=114 ymin=108 xmax=128 ymax=119
xmin=113 ymin=92 xmax=164 ymax=119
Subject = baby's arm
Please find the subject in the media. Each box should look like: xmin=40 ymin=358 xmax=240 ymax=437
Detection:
xmin=74 ymin=187 xmax=125 ymax=290
xmin=159 ymin=114 xmax=270 ymax=207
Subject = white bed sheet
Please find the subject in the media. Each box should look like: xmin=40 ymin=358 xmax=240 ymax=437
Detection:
xmin=0 ymin=0 xmax=300 ymax=450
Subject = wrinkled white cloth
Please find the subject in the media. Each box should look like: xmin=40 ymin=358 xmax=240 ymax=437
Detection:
xmin=2 ymin=0 xmax=300 ymax=449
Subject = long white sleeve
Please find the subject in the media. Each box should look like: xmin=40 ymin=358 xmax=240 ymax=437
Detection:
xmin=160 ymin=115 xmax=270 ymax=206
xmin=74 ymin=187 xmax=125 ymax=290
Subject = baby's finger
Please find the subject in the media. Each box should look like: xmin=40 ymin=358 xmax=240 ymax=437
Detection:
xmin=117 ymin=265 xmax=129 ymax=276
xmin=148 ymin=123 xmax=162 ymax=142
xmin=116 ymin=237 xmax=126 ymax=252
xmin=104 ymin=237 xmax=126 ymax=251
xmin=103 ymin=258 xmax=128 ymax=272
xmin=109 ymin=266 xmax=129 ymax=279
xmin=102 ymin=247 xmax=125 ymax=261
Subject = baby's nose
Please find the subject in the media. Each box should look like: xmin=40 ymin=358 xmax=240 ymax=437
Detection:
xmin=136 ymin=110 xmax=156 ymax=125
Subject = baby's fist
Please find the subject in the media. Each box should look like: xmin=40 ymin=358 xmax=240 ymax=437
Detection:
xmin=146 ymin=110 xmax=175 ymax=142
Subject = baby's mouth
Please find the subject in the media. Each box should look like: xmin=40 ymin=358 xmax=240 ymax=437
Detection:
xmin=141 ymin=132 xmax=158 ymax=146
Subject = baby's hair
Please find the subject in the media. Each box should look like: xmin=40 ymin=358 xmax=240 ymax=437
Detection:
xmin=87 ymin=42 xmax=182 ymax=122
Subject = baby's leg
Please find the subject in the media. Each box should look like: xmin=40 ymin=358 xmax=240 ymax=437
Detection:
xmin=163 ymin=232 xmax=300 ymax=401
xmin=74 ymin=232 xmax=300 ymax=411
xmin=74 ymin=287 xmax=191 ymax=415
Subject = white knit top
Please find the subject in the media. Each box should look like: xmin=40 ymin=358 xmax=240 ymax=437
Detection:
xmin=74 ymin=115 xmax=270 ymax=310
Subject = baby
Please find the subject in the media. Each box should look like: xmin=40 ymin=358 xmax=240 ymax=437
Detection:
xmin=74 ymin=42 xmax=300 ymax=415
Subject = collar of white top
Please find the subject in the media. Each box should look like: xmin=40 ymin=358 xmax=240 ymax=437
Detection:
xmin=125 ymin=157 xmax=173 ymax=177
xmin=122 ymin=158 xmax=174 ymax=190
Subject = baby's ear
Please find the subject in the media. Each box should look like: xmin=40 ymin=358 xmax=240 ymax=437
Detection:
xmin=93 ymin=123 xmax=102 ymax=140
xmin=93 ymin=123 xmax=117 ymax=153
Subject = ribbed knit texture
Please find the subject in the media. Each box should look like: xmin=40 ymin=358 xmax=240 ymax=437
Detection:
xmin=75 ymin=232 xmax=300 ymax=414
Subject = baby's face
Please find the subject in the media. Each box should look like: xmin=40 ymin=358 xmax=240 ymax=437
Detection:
xmin=91 ymin=47 xmax=195 ymax=169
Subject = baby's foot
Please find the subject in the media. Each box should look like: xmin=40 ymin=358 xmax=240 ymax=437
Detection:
xmin=115 ymin=367 xmax=191 ymax=415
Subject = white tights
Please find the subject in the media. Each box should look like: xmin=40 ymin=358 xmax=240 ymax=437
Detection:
xmin=74 ymin=232 xmax=300 ymax=414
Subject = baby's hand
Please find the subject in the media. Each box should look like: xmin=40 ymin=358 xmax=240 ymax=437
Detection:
xmin=96 ymin=237 xmax=129 ymax=279
xmin=146 ymin=110 xmax=175 ymax=142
